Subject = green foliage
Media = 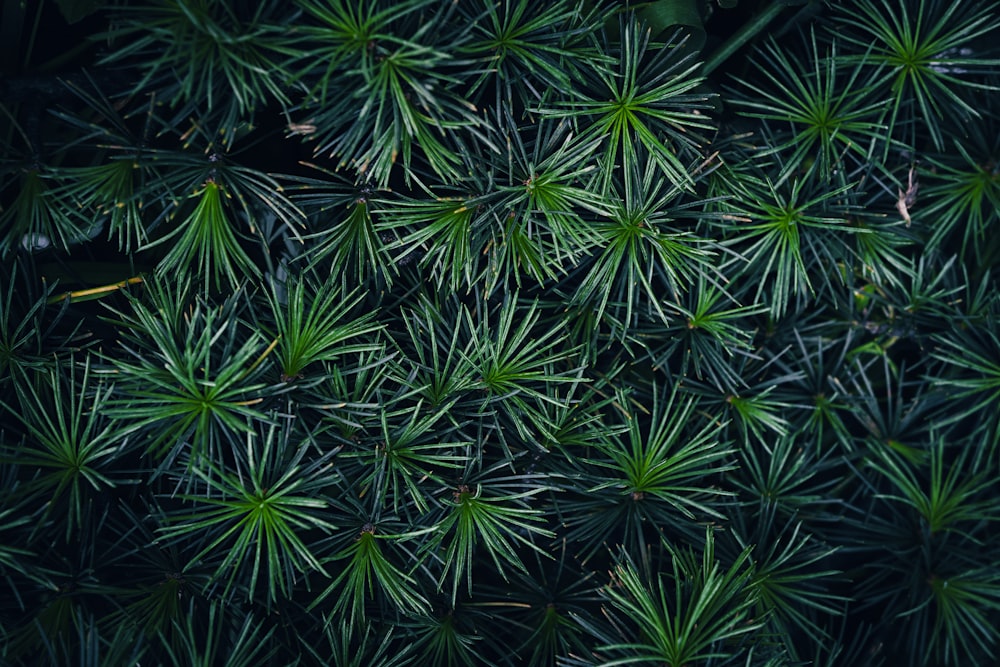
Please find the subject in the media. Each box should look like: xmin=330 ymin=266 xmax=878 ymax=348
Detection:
xmin=102 ymin=280 xmax=277 ymax=463
xmin=539 ymin=17 xmax=715 ymax=194
xmin=157 ymin=600 xmax=277 ymax=667
xmin=919 ymin=120 xmax=1000 ymax=264
xmin=569 ymin=528 xmax=761 ymax=666
xmin=157 ymin=418 xmax=336 ymax=605
xmin=0 ymin=162 xmax=97 ymax=255
xmin=97 ymin=0 xmax=299 ymax=132
xmin=428 ymin=471 xmax=555 ymax=604
xmin=729 ymin=29 xmax=890 ymax=184
xmin=313 ymin=521 xmax=428 ymax=625
xmin=0 ymin=356 xmax=124 ymax=541
xmin=562 ymin=384 xmax=734 ymax=561
xmin=258 ymin=273 xmax=384 ymax=381
xmin=0 ymin=261 xmax=78 ymax=385
xmin=2 ymin=0 xmax=1000 ymax=665
xmin=831 ymin=0 xmax=1000 ymax=152
xmin=930 ymin=313 xmax=1000 ymax=457
xmin=290 ymin=0 xmax=482 ymax=186
xmin=711 ymin=158 xmax=865 ymax=319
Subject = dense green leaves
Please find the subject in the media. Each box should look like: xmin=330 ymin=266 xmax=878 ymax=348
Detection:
xmin=1 ymin=357 xmax=124 ymax=540
xmin=158 ymin=419 xmax=336 ymax=605
xmin=96 ymin=0 xmax=299 ymax=131
xmin=428 ymin=474 xmax=554 ymax=604
xmin=2 ymin=0 xmax=1000 ymax=665
xmin=571 ymin=528 xmax=760 ymax=667
xmin=730 ymin=29 xmax=890 ymax=183
xmin=292 ymin=0 xmax=482 ymax=186
xmin=102 ymin=281 xmax=276 ymax=463
xmin=539 ymin=17 xmax=715 ymax=193
xmin=831 ymin=0 xmax=1000 ymax=151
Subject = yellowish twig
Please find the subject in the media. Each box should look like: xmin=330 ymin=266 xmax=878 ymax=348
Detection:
xmin=47 ymin=276 xmax=145 ymax=304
